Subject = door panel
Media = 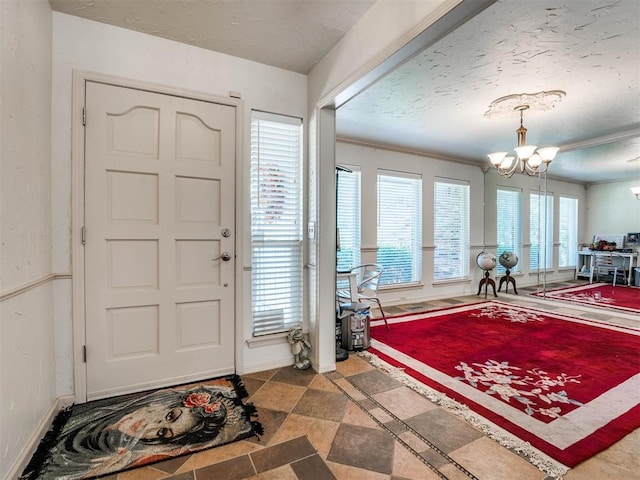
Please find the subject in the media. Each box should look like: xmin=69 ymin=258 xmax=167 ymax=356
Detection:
xmin=84 ymin=81 xmax=236 ymax=400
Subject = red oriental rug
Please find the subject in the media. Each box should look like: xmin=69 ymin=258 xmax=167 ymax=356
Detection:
xmin=368 ymin=301 xmax=640 ymax=477
xmin=531 ymin=283 xmax=640 ymax=315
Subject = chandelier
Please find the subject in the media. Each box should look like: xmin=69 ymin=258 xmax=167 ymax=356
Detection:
xmin=487 ymin=105 xmax=559 ymax=178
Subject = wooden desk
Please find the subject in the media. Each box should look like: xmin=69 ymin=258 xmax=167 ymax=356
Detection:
xmin=576 ymin=250 xmax=638 ymax=286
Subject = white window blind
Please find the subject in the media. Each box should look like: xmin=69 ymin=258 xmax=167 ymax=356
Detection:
xmin=529 ymin=192 xmax=554 ymax=271
xmin=336 ymin=167 xmax=361 ymax=272
xmin=434 ymin=179 xmax=470 ymax=280
xmin=496 ymin=187 xmax=522 ymax=274
xmin=376 ymin=171 xmax=422 ymax=286
xmin=250 ymin=111 xmax=303 ymax=336
xmin=559 ymin=196 xmax=578 ymax=268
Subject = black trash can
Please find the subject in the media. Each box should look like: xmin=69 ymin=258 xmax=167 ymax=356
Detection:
xmin=339 ymin=302 xmax=371 ymax=351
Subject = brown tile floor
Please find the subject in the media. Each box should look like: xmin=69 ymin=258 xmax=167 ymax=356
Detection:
xmin=100 ymin=281 xmax=639 ymax=480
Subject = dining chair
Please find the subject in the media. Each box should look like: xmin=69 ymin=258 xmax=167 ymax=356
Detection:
xmin=337 ymin=264 xmax=390 ymax=330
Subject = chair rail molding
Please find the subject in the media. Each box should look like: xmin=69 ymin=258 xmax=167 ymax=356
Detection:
xmin=0 ymin=273 xmax=71 ymax=302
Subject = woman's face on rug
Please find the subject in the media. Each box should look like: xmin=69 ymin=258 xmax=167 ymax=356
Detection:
xmin=113 ymin=406 xmax=199 ymax=440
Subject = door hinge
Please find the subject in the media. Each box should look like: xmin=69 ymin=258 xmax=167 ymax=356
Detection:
xmin=82 ymin=345 xmax=87 ymax=363
xmin=82 ymin=107 xmax=86 ymax=126
xmin=81 ymin=226 xmax=86 ymax=245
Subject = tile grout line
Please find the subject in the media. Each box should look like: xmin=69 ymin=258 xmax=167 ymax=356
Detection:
xmin=325 ymin=371 xmax=479 ymax=480
xmin=339 ymin=372 xmax=480 ymax=480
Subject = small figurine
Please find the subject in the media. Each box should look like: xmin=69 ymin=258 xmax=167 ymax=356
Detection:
xmin=287 ymin=328 xmax=312 ymax=370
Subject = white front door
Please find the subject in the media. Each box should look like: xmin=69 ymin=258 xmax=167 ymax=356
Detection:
xmin=84 ymin=81 xmax=236 ymax=400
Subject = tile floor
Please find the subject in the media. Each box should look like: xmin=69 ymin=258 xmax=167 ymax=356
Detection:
xmin=94 ymin=281 xmax=640 ymax=480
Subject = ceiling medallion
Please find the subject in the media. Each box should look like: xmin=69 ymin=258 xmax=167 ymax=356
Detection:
xmin=484 ymin=90 xmax=566 ymax=119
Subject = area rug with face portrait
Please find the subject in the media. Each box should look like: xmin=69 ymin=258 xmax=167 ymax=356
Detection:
xmin=531 ymin=282 xmax=640 ymax=314
xmin=366 ymin=301 xmax=640 ymax=478
xmin=21 ymin=375 xmax=263 ymax=480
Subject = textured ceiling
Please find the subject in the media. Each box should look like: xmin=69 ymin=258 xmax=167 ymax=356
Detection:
xmin=337 ymin=0 xmax=640 ymax=184
xmin=48 ymin=0 xmax=376 ymax=74
xmin=49 ymin=0 xmax=640 ymax=184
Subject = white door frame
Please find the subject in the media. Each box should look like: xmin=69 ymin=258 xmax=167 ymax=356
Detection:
xmin=71 ymin=70 xmax=243 ymax=402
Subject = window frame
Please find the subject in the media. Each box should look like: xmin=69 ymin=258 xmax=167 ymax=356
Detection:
xmin=529 ymin=191 xmax=554 ymax=271
xmin=496 ymin=186 xmax=522 ymax=274
xmin=336 ymin=166 xmax=361 ymax=272
xmin=433 ymin=177 xmax=470 ymax=281
xmin=376 ymin=169 xmax=423 ymax=287
xmin=558 ymin=195 xmax=578 ymax=268
xmin=250 ymin=110 xmax=304 ymax=336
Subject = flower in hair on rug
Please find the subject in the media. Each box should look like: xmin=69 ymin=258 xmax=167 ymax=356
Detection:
xmin=183 ymin=392 xmax=222 ymax=416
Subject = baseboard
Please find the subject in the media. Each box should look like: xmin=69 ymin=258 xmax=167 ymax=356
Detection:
xmin=4 ymin=397 xmax=66 ymax=480
xmin=58 ymin=394 xmax=76 ymax=409
xmin=238 ymin=357 xmax=294 ymax=375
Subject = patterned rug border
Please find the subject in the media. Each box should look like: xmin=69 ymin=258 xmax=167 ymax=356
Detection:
xmin=358 ymin=350 xmax=568 ymax=479
xmin=530 ymin=283 xmax=640 ymax=315
xmin=373 ymin=299 xmax=640 ymax=332
xmin=367 ymin=300 xmax=640 ymax=477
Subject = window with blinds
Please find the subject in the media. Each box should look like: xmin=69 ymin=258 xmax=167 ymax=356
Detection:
xmin=336 ymin=167 xmax=361 ymax=272
xmin=434 ymin=179 xmax=470 ymax=280
xmin=376 ymin=171 xmax=422 ymax=286
xmin=530 ymin=192 xmax=554 ymax=271
xmin=250 ymin=111 xmax=303 ymax=336
xmin=559 ymin=196 xmax=578 ymax=268
xmin=496 ymin=187 xmax=522 ymax=274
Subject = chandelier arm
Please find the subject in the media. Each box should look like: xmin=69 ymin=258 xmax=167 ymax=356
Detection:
xmin=498 ymin=159 xmax=520 ymax=178
xmin=523 ymin=161 xmax=551 ymax=177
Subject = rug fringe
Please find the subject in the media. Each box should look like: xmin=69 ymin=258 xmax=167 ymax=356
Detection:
xmin=251 ymin=420 xmax=264 ymax=437
xmin=358 ymin=351 xmax=570 ymax=480
xmin=229 ymin=374 xmax=250 ymax=399
xmin=242 ymin=402 xmax=263 ymax=439
xmin=243 ymin=402 xmax=258 ymax=417
xmin=19 ymin=406 xmax=74 ymax=480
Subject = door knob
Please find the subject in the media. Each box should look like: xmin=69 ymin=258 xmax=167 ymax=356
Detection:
xmin=213 ymin=252 xmax=232 ymax=262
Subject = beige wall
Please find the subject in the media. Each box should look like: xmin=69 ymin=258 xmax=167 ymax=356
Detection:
xmin=585 ymin=181 xmax=640 ymax=247
xmin=307 ymin=0 xmax=462 ymax=373
xmin=50 ymin=12 xmax=308 ymax=389
xmin=0 ymin=0 xmax=55 ymax=478
xmin=337 ymin=141 xmax=585 ymax=306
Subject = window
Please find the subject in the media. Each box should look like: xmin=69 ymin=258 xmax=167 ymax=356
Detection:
xmin=336 ymin=167 xmax=361 ymax=272
xmin=496 ymin=187 xmax=522 ymax=274
xmin=529 ymin=192 xmax=553 ymax=271
xmin=559 ymin=196 xmax=578 ymax=268
xmin=434 ymin=179 xmax=470 ymax=280
xmin=250 ymin=111 xmax=303 ymax=335
xmin=377 ymin=171 xmax=422 ymax=285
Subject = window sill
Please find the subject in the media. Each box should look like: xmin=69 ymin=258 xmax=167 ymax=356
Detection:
xmin=558 ymin=266 xmax=576 ymax=272
xmin=432 ymin=278 xmax=472 ymax=286
xmin=379 ymin=282 xmax=424 ymax=292
xmin=528 ymin=269 xmax=555 ymax=275
xmin=246 ymin=331 xmax=289 ymax=349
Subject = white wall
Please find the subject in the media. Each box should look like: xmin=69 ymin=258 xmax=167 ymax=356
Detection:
xmin=585 ymin=180 xmax=640 ymax=246
xmin=484 ymin=168 xmax=587 ymax=285
xmin=338 ymin=142 xmax=586 ymax=304
xmin=0 ymin=1 xmax=55 ymax=478
xmin=307 ymin=0 xmax=459 ymax=373
xmin=51 ymin=12 xmax=308 ymax=390
xmin=337 ymin=141 xmax=487 ymax=304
